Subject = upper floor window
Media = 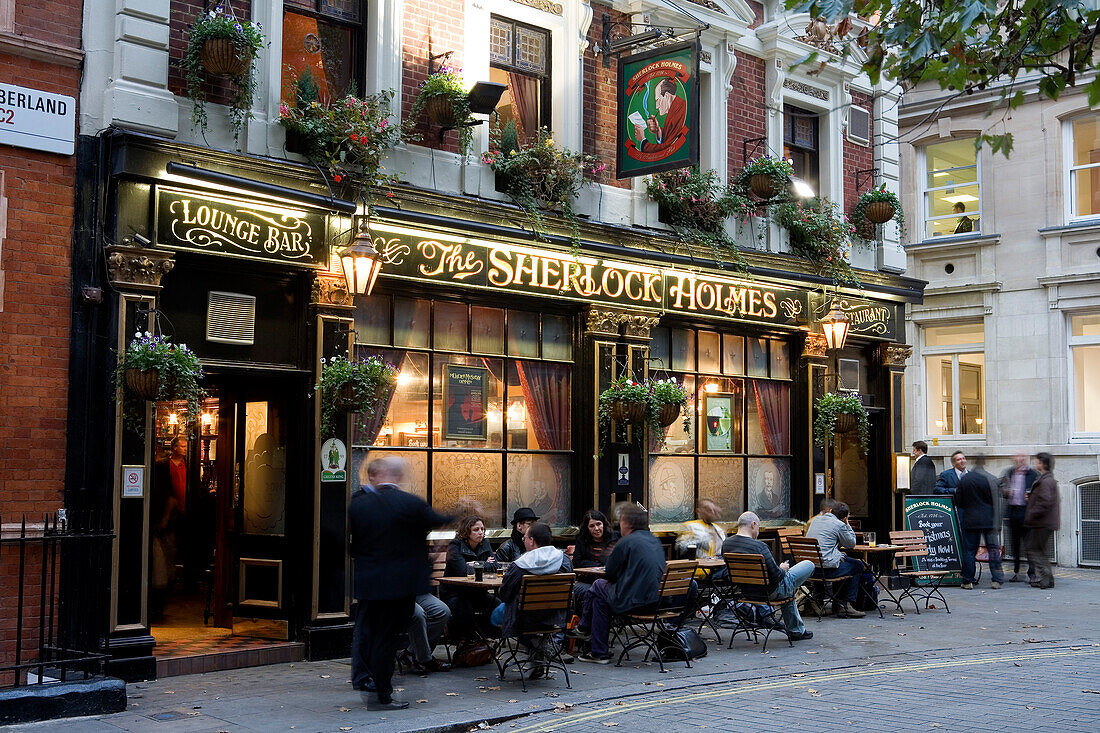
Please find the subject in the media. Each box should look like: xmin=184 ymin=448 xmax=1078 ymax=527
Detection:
xmin=1071 ymin=312 xmax=1100 ymax=436
xmin=281 ymin=0 xmax=364 ymax=103
xmin=1069 ymin=116 xmax=1100 ymax=219
xmin=489 ymin=16 xmax=550 ymax=143
xmin=923 ymin=322 xmax=985 ymax=438
xmin=923 ymin=138 xmax=981 ymax=238
xmin=783 ymin=106 xmax=819 ymax=195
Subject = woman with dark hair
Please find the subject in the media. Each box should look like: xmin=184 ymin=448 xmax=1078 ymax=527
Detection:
xmin=443 ymin=515 xmax=498 ymax=641
xmin=571 ymin=510 xmax=619 ymax=610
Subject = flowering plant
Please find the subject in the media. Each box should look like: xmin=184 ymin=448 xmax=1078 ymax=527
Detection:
xmin=647 ymin=167 xmax=754 ymax=270
xmin=649 ymin=377 xmax=692 ymax=433
xmin=773 ymin=197 xmax=862 ymax=285
xmin=183 ymin=5 xmax=265 ymax=139
xmin=317 ymin=353 xmax=399 ymax=439
xmin=408 ymin=66 xmax=474 ymax=156
xmin=851 ymin=184 xmax=905 ymax=240
xmin=484 ymin=122 xmax=605 ymax=249
xmin=115 ymin=332 xmax=205 ymax=423
xmin=737 ymin=155 xmax=795 ymax=198
xmin=279 ymin=85 xmax=406 ymax=207
xmin=813 ymin=392 xmax=870 ymax=454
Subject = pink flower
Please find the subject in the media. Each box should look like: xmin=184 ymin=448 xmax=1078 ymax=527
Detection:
xmin=380 ymin=119 xmax=389 ymax=129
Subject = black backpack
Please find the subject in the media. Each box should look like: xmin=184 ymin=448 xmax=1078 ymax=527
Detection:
xmin=853 ymin=570 xmax=880 ymax=612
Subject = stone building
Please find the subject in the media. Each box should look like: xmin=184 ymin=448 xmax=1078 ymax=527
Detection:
xmin=899 ymin=78 xmax=1100 ymax=569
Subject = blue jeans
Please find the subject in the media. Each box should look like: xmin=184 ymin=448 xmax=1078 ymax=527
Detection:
xmin=771 ymin=560 xmax=814 ymax=635
xmin=490 ymin=601 xmax=505 ymax=628
xmin=960 ymin=529 xmax=1004 ymax=585
xmin=824 ymin=556 xmax=865 ymax=603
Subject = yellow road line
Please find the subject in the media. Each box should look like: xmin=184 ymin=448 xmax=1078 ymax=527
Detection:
xmin=514 ymin=647 xmax=1100 ymax=732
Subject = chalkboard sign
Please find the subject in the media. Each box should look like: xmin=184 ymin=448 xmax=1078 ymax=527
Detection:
xmin=903 ymin=495 xmax=963 ymax=585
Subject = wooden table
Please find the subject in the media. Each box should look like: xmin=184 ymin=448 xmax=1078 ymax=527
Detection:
xmin=437 ymin=575 xmax=504 ymax=591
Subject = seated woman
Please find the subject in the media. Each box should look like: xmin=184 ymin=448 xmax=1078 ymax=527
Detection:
xmin=443 ymin=515 xmax=498 ymax=640
xmin=571 ymin=510 xmax=619 ymax=611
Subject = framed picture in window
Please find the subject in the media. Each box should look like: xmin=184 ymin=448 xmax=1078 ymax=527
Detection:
xmin=443 ymin=364 xmax=489 ymax=441
xmin=703 ymin=393 xmax=735 ymax=453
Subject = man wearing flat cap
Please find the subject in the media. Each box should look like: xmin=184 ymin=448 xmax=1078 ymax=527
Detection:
xmin=495 ymin=507 xmax=539 ymax=563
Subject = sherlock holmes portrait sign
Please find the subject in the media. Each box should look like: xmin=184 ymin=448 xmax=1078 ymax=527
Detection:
xmin=616 ymin=41 xmax=699 ymax=178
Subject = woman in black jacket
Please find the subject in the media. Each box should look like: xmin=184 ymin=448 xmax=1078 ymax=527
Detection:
xmin=443 ymin=515 xmax=498 ymax=640
xmin=572 ymin=509 xmax=619 ymax=610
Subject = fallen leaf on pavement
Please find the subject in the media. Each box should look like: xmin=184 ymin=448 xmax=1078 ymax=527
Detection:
xmin=1023 ymin=639 xmax=1041 ymax=643
xmin=320 ymin=674 xmax=331 ymax=679
xmin=615 ymin=701 xmax=627 ymax=706
xmin=1083 ymin=689 xmax=1100 ymax=694
xmin=475 ymin=676 xmax=489 ymax=681
xmin=790 ymin=673 xmax=805 ymax=678
xmin=1026 ymin=706 xmax=1036 ymax=710
xmin=340 ymin=728 xmax=352 ymax=731
xmin=416 ymin=699 xmax=429 ymax=704
xmin=852 ymin=637 xmax=868 ymax=640
xmin=553 ymin=702 xmax=575 ymax=712
xmin=509 ymin=699 xmax=518 ymax=703
xmin=339 ymin=707 xmax=350 ymax=712
xmin=603 ymin=723 xmax=619 ymax=727
xmin=447 ymin=692 xmax=460 ymax=696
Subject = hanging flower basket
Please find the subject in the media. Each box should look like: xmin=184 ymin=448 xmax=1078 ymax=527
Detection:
xmin=863 ymin=200 xmax=896 ymax=224
xmin=610 ymin=399 xmax=648 ymax=424
xmin=200 ymin=37 xmax=252 ymax=76
xmin=318 ymin=354 xmax=399 ymax=439
xmin=125 ymin=368 xmax=162 ymax=401
xmin=749 ymin=173 xmax=781 ymax=199
xmin=834 ymin=412 xmax=859 ymax=434
xmin=425 ymin=96 xmax=458 ymax=127
xmin=813 ymin=392 xmax=870 ymax=454
xmin=657 ymin=402 xmax=682 ymax=428
xmin=334 ymin=382 xmax=361 ymax=412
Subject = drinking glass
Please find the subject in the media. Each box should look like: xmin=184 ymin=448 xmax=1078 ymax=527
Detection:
xmin=467 ymin=561 xmax=478 ymax=579
xmin=867 ymin=531 xmax=877 ymax=548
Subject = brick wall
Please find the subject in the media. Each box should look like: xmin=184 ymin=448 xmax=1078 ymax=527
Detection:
xmin=402 ymin=0 xmax=465 ymax=154
xmin=167 ymin=1 xmax=254 ymax=110
xmin=582 ymin=3 xmax=630 ymax=188
xmin=13 ymin=0 xmax=82 ymax=47
xmin=727 ymin=54 xmax=766 ymax=178
xmin=843 ymin=90 xmax=874 ymax=211
xmin=747 ymin=0 xmax=764 ymax=28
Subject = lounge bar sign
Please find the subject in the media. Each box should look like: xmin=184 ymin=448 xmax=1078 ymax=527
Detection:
xmin=154 ymin=187 xmax=327 ymax=267
xmin=371 ymin=222 xmax=811 ymax=328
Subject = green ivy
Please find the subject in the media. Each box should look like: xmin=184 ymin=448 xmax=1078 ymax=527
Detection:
xmin=813 ymin=391 xmax=870 ymax=454
xmin=317 ymin=354 xmax=399 ymax=440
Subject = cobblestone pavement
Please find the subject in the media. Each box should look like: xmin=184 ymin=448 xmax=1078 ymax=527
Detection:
xmin=9 ymin=567 xmax=1100 ymax=733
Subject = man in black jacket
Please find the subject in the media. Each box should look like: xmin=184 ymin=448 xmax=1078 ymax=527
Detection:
xmin=576 ymin=505 xmax=665 ymax=664
xmin=1000 ymin=452 xmax=1039 ymax=582
xmin=350 ymin=456 xmax=450 ymax=711
xmin=495 ymin=507 xmax=539 ymax=562
xmin=910 ymin=441 xmax=937 ymax=494
xmin=955 ymin=463 xmax=1004 ymax=590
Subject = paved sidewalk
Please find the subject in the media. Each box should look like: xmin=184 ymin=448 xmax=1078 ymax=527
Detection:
xmin=9 ymin=567 xmax=1100 ymax=733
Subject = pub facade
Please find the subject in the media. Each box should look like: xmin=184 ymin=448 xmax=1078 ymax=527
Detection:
xmin=69 ymin=0 xmax=923 ymax=679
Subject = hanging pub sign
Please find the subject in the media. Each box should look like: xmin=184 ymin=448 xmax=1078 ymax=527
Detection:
xmin=154 ymin=186 xmax=328 ymax=267
xmin=616 ymin=40 xmax=700 ymax=179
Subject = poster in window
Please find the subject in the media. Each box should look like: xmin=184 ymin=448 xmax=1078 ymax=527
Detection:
xmin=748 ymin=458 xmax=791 ymax=521
xmin=703 ymin=393 xmax=734 ymax=453
xmin=616 ymin=40 xmax=699 ymax=178
xmin=443 ymin=364 xmax=489 ymax=441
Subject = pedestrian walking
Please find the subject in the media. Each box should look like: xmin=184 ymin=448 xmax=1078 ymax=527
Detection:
xmin=1025 ymin=452 xmax=1060 ymax=590
xmin=955 ymin=460 xmax=1004 ymax=589
xmin=1000 ymin=452 xmax=1039 ymax=583
xmin=350 ymin=456 xmax=450 ymax=710
xmin=910 ymin=441 xmax=937 ymax=494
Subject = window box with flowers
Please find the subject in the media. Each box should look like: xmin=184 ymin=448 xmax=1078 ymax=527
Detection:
xmin=737 ymin=155 xmax=794 ymax=200
xmin=317 ymin=354 xmax=399 ymax=440
xmin=774 ymin=197 xmax=864 ymax=286
xmin=279 ymin=81 xmax=407 ymax=209
xmin=183 ymin=4 xmax=265 ymax=141
xmin=646 ymin=167 xmax=755 ymax=270
xmin=115 ymin=332 xmax=205 ymax=425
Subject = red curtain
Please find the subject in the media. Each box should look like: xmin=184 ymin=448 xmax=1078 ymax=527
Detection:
xmin=353 ymin=346 xmax=407 ymax=446
xmin=515 ymin=361 xmax=570 ymax=451
xmin=753 ymin=381 xmax=790 ymax=455
xmin=509 ymin=72 xmax=540 ymax=141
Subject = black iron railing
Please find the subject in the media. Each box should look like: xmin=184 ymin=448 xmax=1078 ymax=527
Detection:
xmin=0 ymin=511 xmax=114 ymax=688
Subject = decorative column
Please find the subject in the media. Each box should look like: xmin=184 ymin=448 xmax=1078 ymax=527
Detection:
xmin=876 ymin=342 xmax=913 ymax=530
xmin=801 ymin=333 xmax=829 ymax=507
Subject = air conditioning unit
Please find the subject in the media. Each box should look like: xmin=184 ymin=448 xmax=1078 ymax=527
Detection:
xmin=847 ymin=106 xmax=871 ymax=146
xmin=207 ymin=291 xmax=256 ymax=345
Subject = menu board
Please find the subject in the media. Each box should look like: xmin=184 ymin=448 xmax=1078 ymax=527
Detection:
xmin=903 ymin=495 xmax=963 ymax=585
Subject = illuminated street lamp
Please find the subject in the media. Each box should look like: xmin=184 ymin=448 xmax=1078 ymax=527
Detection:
xmin=340 ymin=218 xmax=383 ymax=296
xmin=820 ymin=298 xmax=850 ymax=351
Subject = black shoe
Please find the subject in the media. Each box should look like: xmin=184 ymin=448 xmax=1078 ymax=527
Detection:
xmin=788 ymin=630 xmax=814 ymax=641
xmin=366 ymin=696 xmax=410 ymax=711
xmin=353 ymin=678 xmax=377 ymax=692
xmin=578 ymin=652 xmax=612 ymax=664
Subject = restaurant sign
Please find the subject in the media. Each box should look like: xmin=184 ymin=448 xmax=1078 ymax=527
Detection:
xmin=810 ymin=292 xmax=899 ymax=342
xmin=154 ymin=187 xmax=328 ymax=267
xmin=371 ymin=222 xmax=810 ymax=329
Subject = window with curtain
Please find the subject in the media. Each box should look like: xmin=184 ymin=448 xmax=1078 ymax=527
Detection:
xmin=922 ymin=322 xmax=985 ymax=438
xmin=1069 ymin=116 xmax=1100 ymax=219
xmin=1071 ymin=312 xmax=1100 ymax=435
xmin=489 ymin=16 xmax=550 ymax=143
xmin=784 ymin=105 xmax=819 ymax=196
xmin=352 ymin=295 xmax=573 ymax=526
xmin=923 ymin=138 xmax=981 ymax=238
xmin=649 ymin=326 xmax=793 ymax=523
xmin=281 ymin=0 xmax=363 ymax=104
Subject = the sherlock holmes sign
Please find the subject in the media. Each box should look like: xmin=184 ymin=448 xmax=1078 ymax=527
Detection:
xmin=616 ymin=41 xmax=699 ymax=178
xmin=155 ymin=187 xmax=327 ymax=267
xmin=370 ymin=222 xmax=814 ymax=328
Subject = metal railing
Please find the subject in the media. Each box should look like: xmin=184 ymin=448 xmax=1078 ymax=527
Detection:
xmin=0 ymin=511 xmax=114 ymax=688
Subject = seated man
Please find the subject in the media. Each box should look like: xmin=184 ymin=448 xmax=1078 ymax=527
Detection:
xmin=804 ymin=501 xmax=865 ymax=618
xmin=576 ymin=505 xmax=666 ymax=664
xmin=721 ymin=511 xmax=815 ymax=641
xmin=805 ymin=498 xmax=838 ymax=533
xmin=400 ymin=594 xmax=452 ymax=674
xmin=491 ymin=522 xmax=573 ymax=674
xmin=676 ymin=499 xmax=726 ymax=560
xmin=495 ymin=507 xmax=539 ymax=563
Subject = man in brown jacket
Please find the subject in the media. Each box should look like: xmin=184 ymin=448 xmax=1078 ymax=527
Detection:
xmin=1024 ymin=452 xmax=1059 ymax=590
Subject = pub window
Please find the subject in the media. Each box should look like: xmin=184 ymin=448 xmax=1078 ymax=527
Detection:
xmin=281 ymin=0 xmax=363 ymax=103
xmin=648 ymin=326 xmax=793 ymax=524
xmin=489 ymin=16 xmax=551 ymax=143
xmin=352 ymin=295 xmax=573 ymax=527
xmin=922 ymin=138 xmax=981 ymax=238
xmin=1068 ymin=115 xmax=1100 ymax=220
xmin=1070 ymin=312 xmax=1100 ymax=436
xmin=922 ymin=322 xmax=985 ymax=438
xmin=783 ymin=105 xmax=819 ymax=196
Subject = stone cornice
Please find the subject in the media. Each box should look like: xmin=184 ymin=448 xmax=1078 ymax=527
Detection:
xmin=1036 ymin=271 xmax=1100 ymax=288
xmin=0 ymin=31 xmax=82 ymax=67
xmin=905 ymin=233 xmax=1001 ymax=252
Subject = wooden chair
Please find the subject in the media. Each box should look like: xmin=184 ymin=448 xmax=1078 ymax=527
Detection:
xmin=786 ymin=536 xmax=853 ymax=621
xmin=612 ymin=560 xmax=698 ymax=673
xmin=889 ymin=530 xmax=951 ymax=614
xmin=493 ymin=572 xmax=576 ymax=692
xmin=774 ymin=527 xmax=804 ymax=562
xmin=722 ymin=553 xmax=793 ymax=654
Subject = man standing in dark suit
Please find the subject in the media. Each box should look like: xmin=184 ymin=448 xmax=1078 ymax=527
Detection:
xmin=350 ymin=456 xmax=450 ymax=711
xmin=934 ymin=450 xmax=968 ymax=495
xmin=910 ymin=441 xmax=937 ymax=494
